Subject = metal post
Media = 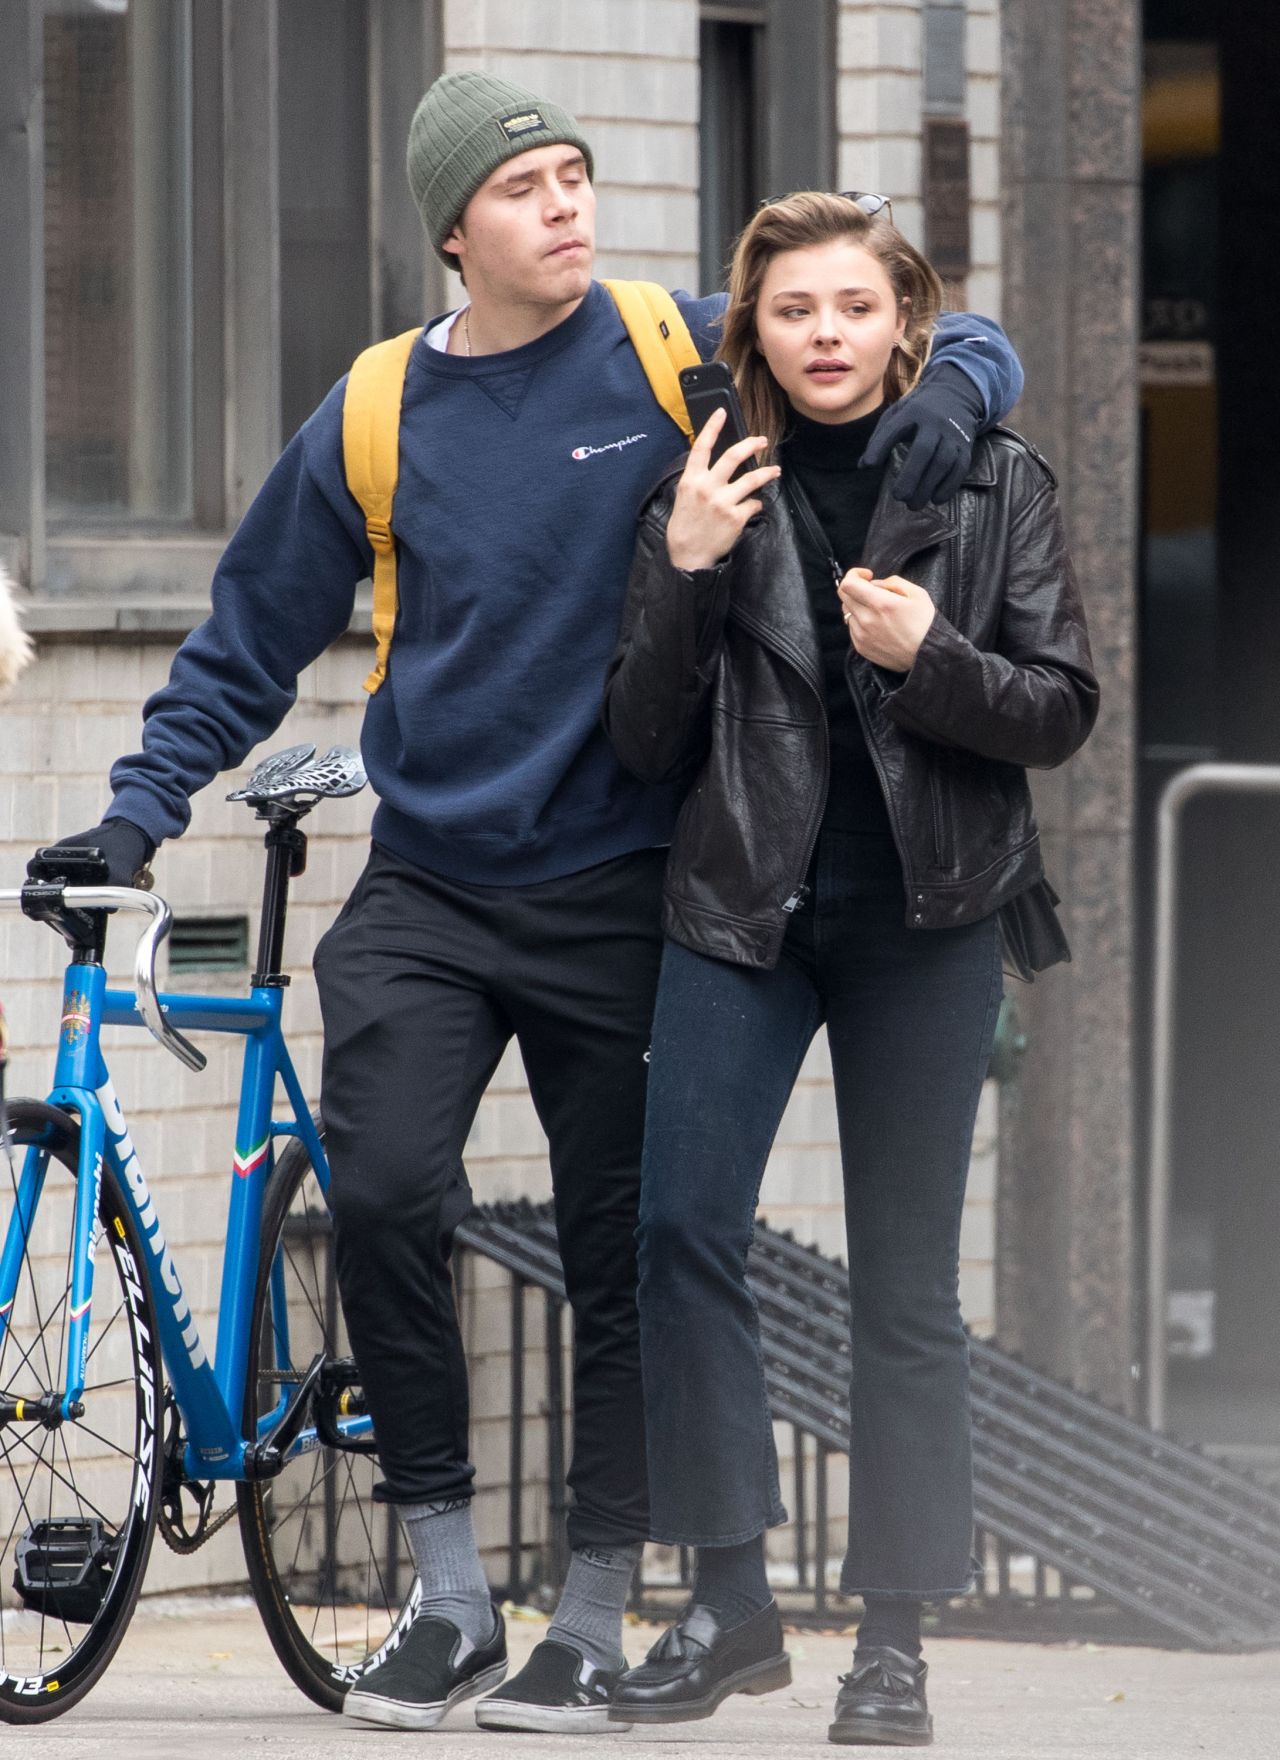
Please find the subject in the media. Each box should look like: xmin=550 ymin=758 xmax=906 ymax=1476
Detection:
xmin=814 ymin=1442 xmax=829 ymax=1617
xmin=508 ymin=1277 xmax=525 ymax=1596
xmin=323 ymin=1226 xmax=340 ymax=1596
xmin=545 ymin=1294 xmax=568 ymax=1584
xmin=386 ymin=1503 xmax=400 ymax=1607
xmin=793 ymin=1426 xmax=808 ymax=1589
xmin=1147 ymin=764 xmax=1280 ymax=1429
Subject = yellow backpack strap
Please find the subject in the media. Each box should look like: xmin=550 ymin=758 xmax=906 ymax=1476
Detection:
xmin=601 ymin=279 xmax=703 ymax=443
xmin=342 ymin=326 xmax=421 ymax=694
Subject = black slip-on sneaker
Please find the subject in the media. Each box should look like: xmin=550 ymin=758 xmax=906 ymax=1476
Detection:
xmin=342 ymin=1610 xmax=508 ymax=1730
xmin=828 ymin=1645 xmax=933 ymax=1746
xmin=474 ymin=1637 xmax=630 ymax=1733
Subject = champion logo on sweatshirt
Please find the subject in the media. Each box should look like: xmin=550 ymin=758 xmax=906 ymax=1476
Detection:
xmin=572 ymin=432 xmax=648 ymax=461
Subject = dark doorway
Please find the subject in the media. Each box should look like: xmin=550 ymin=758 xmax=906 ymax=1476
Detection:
xmin=1141 ymin=1 xmax=1280 ymax=1476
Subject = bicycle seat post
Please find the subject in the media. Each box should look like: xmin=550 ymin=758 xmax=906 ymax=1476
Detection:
xmin=228 ymin=743 xmax=365 ymax=987
xmin=252 ymin=809 xmax=307 ymax=988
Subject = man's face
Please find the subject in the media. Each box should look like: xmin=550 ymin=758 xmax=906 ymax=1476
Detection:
xmin=444 ymin=144 xmax=596 ymax=307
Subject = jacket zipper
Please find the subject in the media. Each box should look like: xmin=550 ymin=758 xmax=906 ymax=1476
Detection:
xmin=928 ymin=766 xmax=947 ymax=867
xmin=785 ymin=479 xmax=952 ymax=927
xmin=724 ymin=600 xmax=829 ymax=920
xmin=854 ymin=529 xmax=962 ymax=909
xmin=791 ymin=484 xmax=918 ymax=913
xmin=846 ymin=654 xmax=922 ymax=921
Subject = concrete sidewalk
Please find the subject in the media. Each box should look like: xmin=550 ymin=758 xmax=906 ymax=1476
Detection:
xmin=19 ymin=1597 xmax=1278 ymax=1760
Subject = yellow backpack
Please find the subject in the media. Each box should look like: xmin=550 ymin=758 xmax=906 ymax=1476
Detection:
xmin=342 ymin=281 xmax=702 ymax=694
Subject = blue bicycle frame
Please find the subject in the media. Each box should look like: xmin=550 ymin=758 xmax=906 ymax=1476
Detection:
xmin=0 ymin=894 xmax=370 ymax=1481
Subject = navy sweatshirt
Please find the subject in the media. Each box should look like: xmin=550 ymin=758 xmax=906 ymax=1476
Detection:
xmin=108 ymin=283 xmax=1023 ymax=885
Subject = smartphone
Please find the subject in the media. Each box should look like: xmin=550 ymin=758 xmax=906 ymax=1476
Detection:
xmin=679 ymin=361 xmax=750 ymax=473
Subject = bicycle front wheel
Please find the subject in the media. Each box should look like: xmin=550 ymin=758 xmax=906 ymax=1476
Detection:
xmin=237 ymin=1128 xmax=416 ymax=1711
xmin=0 ymin=1101 xmax=163 ymax=1724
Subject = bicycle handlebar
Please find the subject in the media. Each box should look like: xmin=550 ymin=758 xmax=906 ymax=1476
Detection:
xmin=0 ymin=885 xmax=207 ymax=1073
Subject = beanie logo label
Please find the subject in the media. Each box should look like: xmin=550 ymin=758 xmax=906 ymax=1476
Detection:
xmin=497 ymin=108 xmax=546 ymax=141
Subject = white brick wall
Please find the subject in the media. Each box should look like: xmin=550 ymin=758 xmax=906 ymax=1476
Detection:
xmin=966 ymin=0 xmax=1002 ymax=320
xmin=444 ymin=0 xmax=700 ymax=290
xmin=839 ymin=3 xmax=924 ymax=246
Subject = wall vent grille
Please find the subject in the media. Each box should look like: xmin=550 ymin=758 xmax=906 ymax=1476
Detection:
xmin=168 ymin=916 xmax=249 ymax=973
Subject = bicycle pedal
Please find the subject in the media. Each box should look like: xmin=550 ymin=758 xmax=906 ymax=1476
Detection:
xmin=14 ymin=1517 xmax=118 ymax=1624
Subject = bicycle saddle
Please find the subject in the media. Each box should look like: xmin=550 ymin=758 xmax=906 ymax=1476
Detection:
xmin=227 ymin=743 xmax=368 ymax=807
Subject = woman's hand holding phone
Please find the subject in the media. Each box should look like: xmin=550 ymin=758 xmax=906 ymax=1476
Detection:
xmin=665 ymin=410 xmax=781 ymax=572
xmin=837 ymin=566 xmax=936 ymax=671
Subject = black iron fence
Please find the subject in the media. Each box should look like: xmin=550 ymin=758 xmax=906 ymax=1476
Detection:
xmin=454 ymin=1202 xmax=1280 ymax=1650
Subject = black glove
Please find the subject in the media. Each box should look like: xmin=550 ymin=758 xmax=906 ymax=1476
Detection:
xmin=30 ymin=819 xmax=156 ymax=888
xmin=859 ymin=362 xmax=986 ymax=511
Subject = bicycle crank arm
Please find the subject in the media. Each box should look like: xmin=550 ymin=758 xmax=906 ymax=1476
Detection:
xmin=243 ymin=1351 xmax=327 ymax=1479
xmin=306 ymin=1353 xmax=375 ymax=1455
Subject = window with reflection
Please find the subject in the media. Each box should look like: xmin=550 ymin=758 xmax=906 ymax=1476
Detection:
xmin=43 ymin=0 xmax=193 ymax=520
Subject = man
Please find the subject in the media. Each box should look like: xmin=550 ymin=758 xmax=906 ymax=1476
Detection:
xmin=44 ymin=73 xmax=1022 ymax=1734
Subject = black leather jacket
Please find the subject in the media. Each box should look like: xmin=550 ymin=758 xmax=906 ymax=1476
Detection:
xmin=603 ymin=428 xmax=1099 ymax=970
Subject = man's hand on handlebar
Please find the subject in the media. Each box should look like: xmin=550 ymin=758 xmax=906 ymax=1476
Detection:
xmin=31 ymin=820 xmax=156 ymax=889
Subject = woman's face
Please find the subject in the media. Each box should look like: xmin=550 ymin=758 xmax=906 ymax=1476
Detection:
xmin=755 ymin=238 xmax=906 ymax=424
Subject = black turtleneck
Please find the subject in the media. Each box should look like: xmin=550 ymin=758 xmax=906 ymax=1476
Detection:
xmin=779 ymin=403 xmax=895 ymax=838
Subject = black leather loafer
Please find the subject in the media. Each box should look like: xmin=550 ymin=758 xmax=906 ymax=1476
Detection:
xmin=827 ymin=1645 xmax=933 ymax=1746
xmin=608 ymin=1600 xmax=790 ymax=1724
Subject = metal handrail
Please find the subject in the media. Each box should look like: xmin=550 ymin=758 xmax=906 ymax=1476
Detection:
xmin=1147 ymin=763 xmax=1280 ymax=1430
xmin=0 ymin=885 xmax=206 ymax=1072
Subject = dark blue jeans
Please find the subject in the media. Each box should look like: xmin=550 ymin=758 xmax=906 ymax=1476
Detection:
xmin=637 ymin=830 xmax=1004 ymax=1597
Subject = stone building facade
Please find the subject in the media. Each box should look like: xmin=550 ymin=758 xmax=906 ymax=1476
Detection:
xmin=1 ymin=0 xmax=1124 ymax=1596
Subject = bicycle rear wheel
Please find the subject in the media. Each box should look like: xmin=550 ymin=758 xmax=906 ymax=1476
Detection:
xmin=0 ymin=1101 xmax=162 ymax=1723
xmin=237 ymin=1128 xmax=416 ymax=1711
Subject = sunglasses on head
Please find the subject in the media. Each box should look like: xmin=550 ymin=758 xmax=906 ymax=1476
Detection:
xmin=758 ymin=190 xmax=893 ymax=221
xmin=841 ymin=190 xmax=893 ymax=220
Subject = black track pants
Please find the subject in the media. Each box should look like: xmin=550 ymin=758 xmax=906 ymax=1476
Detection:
xmin=313 ymin=840 xmax=665 ymax=1548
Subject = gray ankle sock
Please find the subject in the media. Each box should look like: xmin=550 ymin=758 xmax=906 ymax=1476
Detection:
xmin=546 ymin=1542 xmax=643 ymax=1673
xmin=400 ymin=1498 xmax=495 ymax=1646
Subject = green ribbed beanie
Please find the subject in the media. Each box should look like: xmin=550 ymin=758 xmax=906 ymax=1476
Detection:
xmin=407 ymin=71 xmax=594 ymax=266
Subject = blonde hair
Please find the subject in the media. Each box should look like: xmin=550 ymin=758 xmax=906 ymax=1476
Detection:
xmin=716 ymin=191 xmax=945 ymax=457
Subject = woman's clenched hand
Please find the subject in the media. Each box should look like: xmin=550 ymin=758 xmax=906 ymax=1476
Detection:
xmin=837 ymin=567 xmax=936 ymax=671
xmin=665 ymin=408 xmax=781 ymax=572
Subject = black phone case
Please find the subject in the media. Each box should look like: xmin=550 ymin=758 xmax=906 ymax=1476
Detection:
xmin=679 ymin=363 xmax=749 ymax=470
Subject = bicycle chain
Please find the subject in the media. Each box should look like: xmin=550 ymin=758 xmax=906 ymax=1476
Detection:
xmin=158 ymin=1492 xmax=238 ymax=1555
xmin=158 ymin=1391 xmax=239 ymax=1554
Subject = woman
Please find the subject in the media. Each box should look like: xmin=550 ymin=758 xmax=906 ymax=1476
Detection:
xmin=602 ymin=192 xmax=1097 ymax=1746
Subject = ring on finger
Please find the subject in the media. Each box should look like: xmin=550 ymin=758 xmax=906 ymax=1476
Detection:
xmin=842 ymin=608 xmax=855 ymax=625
